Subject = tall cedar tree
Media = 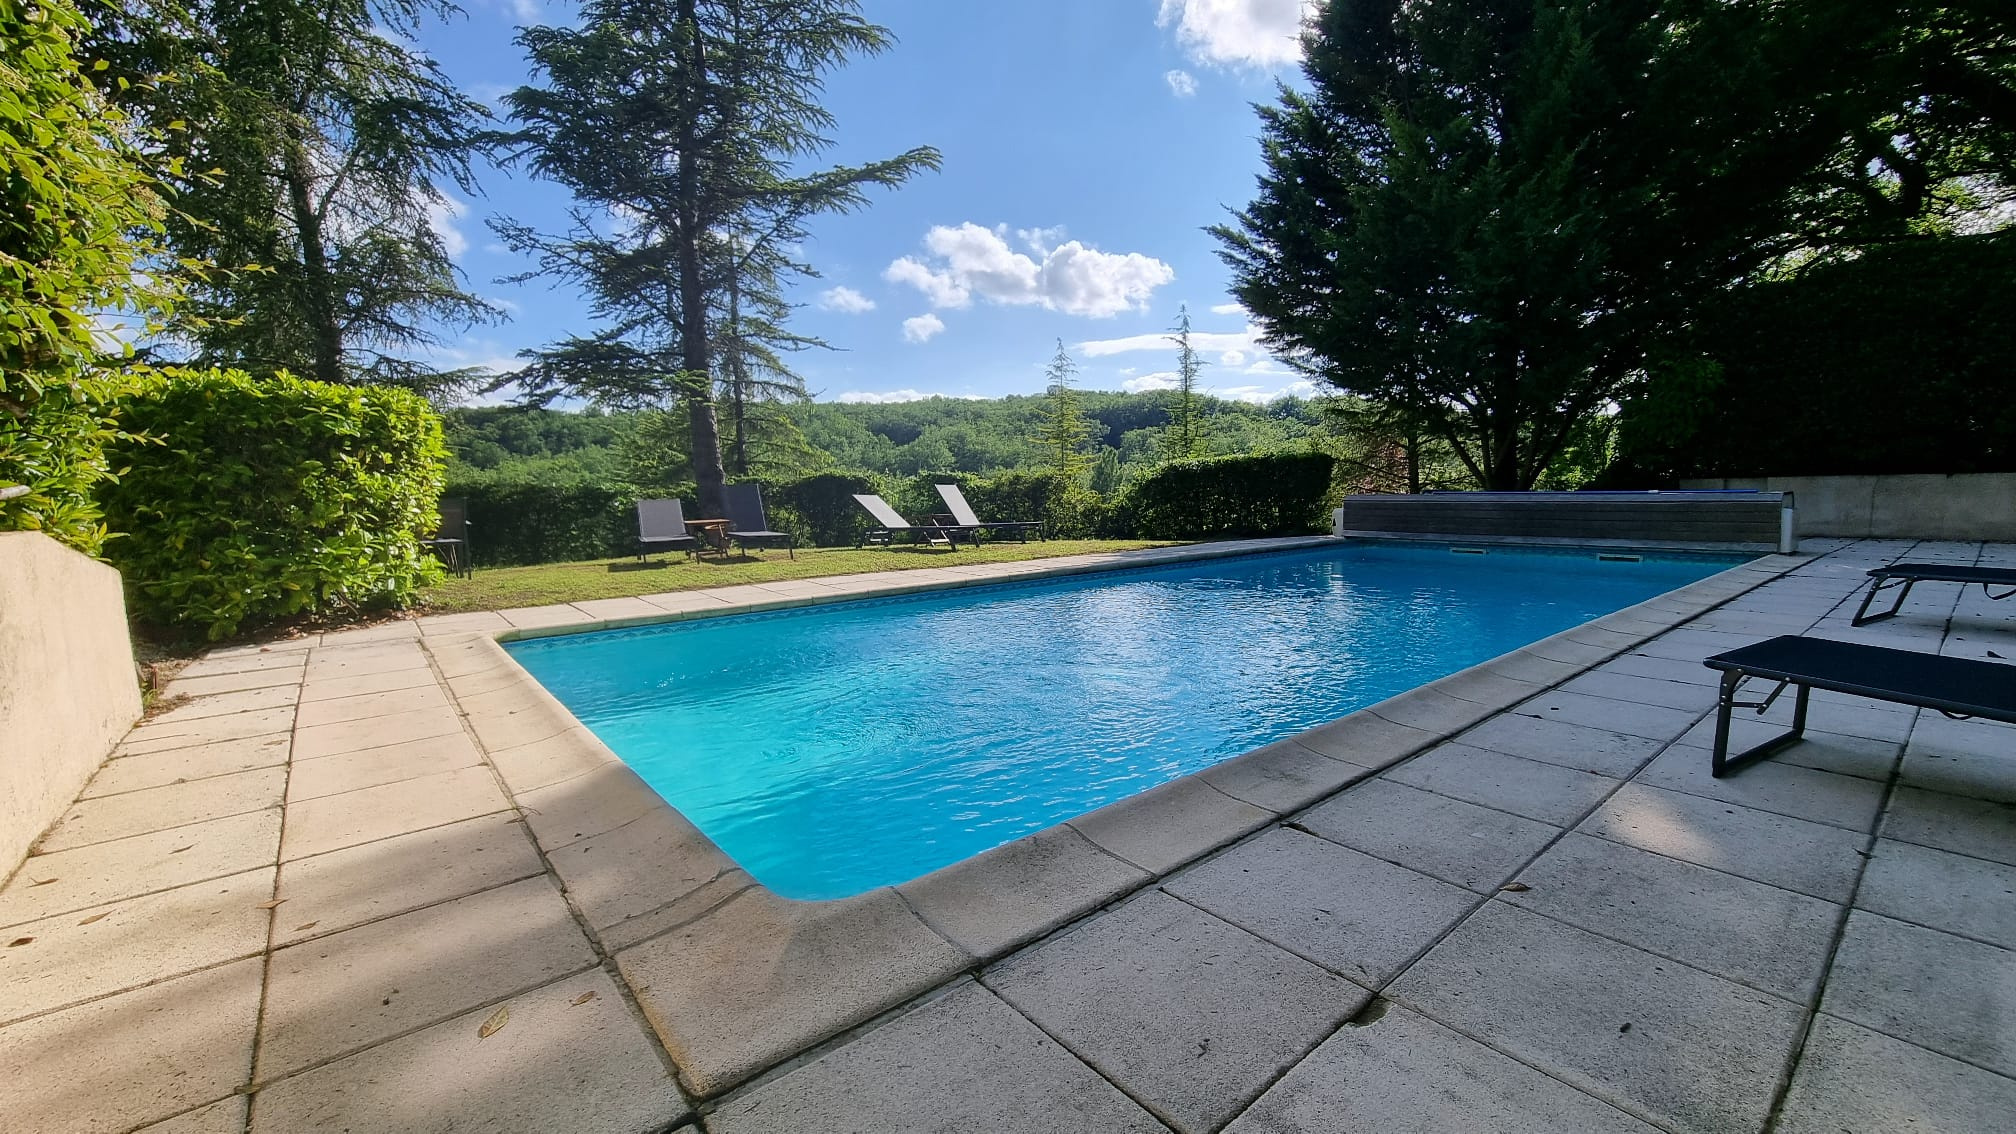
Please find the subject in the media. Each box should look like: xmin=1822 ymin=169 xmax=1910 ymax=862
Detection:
xmin=1033 ymin=340 xmax=1096 ymax=483
xmin=1213 ymin=0 xmax=1832 ymax=489
xmin=87 ymin=0 xmax=498 ymax=389
xmin=495 ymin=0 xmax=937 ymax=518
xmin=1164 ymin=305 xmax=1205 ymax=459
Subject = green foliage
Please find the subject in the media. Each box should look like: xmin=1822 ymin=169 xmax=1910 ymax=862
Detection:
xmin=1615 ymin=230 xmax=2016 ymax=478
xmin=89 ymin=0 xmax=499 ymax=389
xmin=767 ymin=470 xmax=880 ymax=547
xmin=100 ymin=369 xmax=447 ymax=638
xmin=1032 ymin=341 xmax=1098 ymax=483
xmin=1164 ymin=306 xmax=1205 ymax=460
xmin=1116 ymin=452 xmax=1338 ymax=540
xmin=448 ymin=474 xmax=645 ymax=567
xmin=892 ymin=470 xmax=1104 ymax=540
xmin=0 ymin=0 xmax=171 ymax=555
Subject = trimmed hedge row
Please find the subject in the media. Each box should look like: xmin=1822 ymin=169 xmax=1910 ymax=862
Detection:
xmin=1114 ymin=451 xmax=1337 ymax=539
xmin=101 ymin=369 xmax=447 ymax=639
xmin=452 ymin=478 xmax=642 ymax=567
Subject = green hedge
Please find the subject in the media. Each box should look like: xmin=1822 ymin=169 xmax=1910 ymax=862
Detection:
xmin=767 ymin=471 xmax=879 ymax=547
xmin=893 ymin=470 xmax=1105 ymax=539
xmin=101 ymin=369 xmax=447 ymax=638
xmin=1615 ymin=230 xmax=2016 ymax=479
xmin=449 ymin=476 xmax=647 ymax=567
xmin=1115 ymin=451 xmax=1337 ymax=539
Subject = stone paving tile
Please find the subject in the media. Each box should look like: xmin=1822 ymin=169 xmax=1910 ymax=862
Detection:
xmin=1675 ymin=716 xmax=1904 ymax=781
xmin=273 ymin=812 xmax=546 ymax=948
xmin=1635 ymin=744 xmax=1888 ymax=831
xmin=0 ymin=867 xmax=274 ymax=1025
xmin=1511 ymin=690 xmax=1701 ymax=742
xmin=499 ymin=602 xmax=597 ymax=630
xmin=1295 ymin=779 xmax=1560 ymax=893
xmin=637 ymin=590 xmax=734 ymax=614
xmin=0 ymin=808 xmax=281 ymax=928
xmin=175 ymin=649 xmax=311 ymax=680
xmin=1067 ymin=775 xmax=1273 ymax=875
xmin=1223 ymin=1003 xmax=1660 ymax=1134
xmin=300 ymin=642 xmax=430 ymax=682
xmin=1389 ymin=902 xmax=1805 ymax=1134
xmin=0 ymin=957 xmax=261 ymax=1134
xmin=1579 ymin=783 xmax=1865 ymax=901
xmin=290 ymin=704 xmax=465 ymax=761
xmin=1196 ymin=737 xmax=1371 ymax=813
xmin=897 ymin=825 xmax=1150 ymax=959
xmin=1737 ymin=695 xmax=1921 ymax=744
xmin=710 ymin=982 xmax=1163 ymax=1134
xmin=1774 ymin=1014 xmax=2016 ymax=1134
xmin=987 ymin=891 xmax=1364 ymax=1134
xmin=256 ymin=875 xmax=596 ymax=1079
xmin=1856 ymin=838 xmax=2016 ymax=949
xmin=1901 ymin=715 xmax=2016 ymax=804
xmin=1164 ymin=828 xmax=1476 ymax=987
xmin=144 ymin=684 xmax=301 ymax=724
xmin=1384 ymin=743 xmax=1619 ymax=826
xmin=616 ymin=886 xmax=971 ymax=1097
xmin=545 ymin=804 xmax=742 ymax=934
xmin=413 ymin=610 xmax=512 ymax=636
xmin=1558 ymin=669 xmax=1722 ymax=711
xmin=484 ymin=725 xmax=615 ymax=794
xmin=1820 ymin=909 xmax=2016 ymax=1077
xmin=81 ymin=732 xmax=291 ymax=798
xmin=318 ymin=621 xmax=422 ymax=646
xmin=1501 ymin=832 xmax=1840 ymax=1002
xmin=115 ymin=709 xmax=296 ymax=757
xmin=1454 ymin=713 xmax=1663 ymax=778
xmin=292 ymin=683 xmax=451 ymax=730
xmin=136 ymin=1097 xmax=246 ymax=1134
xmin=1631 ymin=628 xmax=1774 ymax=662
xmin=37 ymin=767 xmax=285 ymax=853
xmin=571 ymin=596 xmax=673 ymax=622
xmin=295 ymin=665 xmax=437 ymax=702
xmin=280 ymin=764 xmax=510 ymax=862
xmin=162 ymin=665 xmax=306 ymax=698
xmin=1884 ymin=786 xmax=2016 ymax=867
xmin=1597 ymin=651 xmax=1723 ymax=686
xmin=251 ymin=968 xmax=684 ymax=1134
xmin=517 ymin=763 xmax=667 ymax=852
xmin=284 ymin=731 xmax=484 ymax=803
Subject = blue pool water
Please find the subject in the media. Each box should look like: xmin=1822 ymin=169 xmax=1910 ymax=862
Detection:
xmin=507 ymin=543 xmax=1746 ymax=899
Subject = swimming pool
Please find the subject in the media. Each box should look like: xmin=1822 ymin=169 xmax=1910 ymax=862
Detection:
xmin=507 ymin=543 xmax=1748 ymax=899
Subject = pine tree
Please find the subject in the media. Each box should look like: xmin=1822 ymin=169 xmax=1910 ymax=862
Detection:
xmin=1164 ymin=304 xmax=1205 ymax=459
xmin=496 ymin=0 xmax=938 ymax=517
xmin=1033 ymin=340 xmax=1096 ymax=483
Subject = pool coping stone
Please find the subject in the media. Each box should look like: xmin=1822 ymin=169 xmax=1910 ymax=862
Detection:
xmin=414 ymin=536 xmax=1804 ymax=1099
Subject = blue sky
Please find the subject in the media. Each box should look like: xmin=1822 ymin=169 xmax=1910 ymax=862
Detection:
xmin=415 ymin=0 xmax=1319 ymax=404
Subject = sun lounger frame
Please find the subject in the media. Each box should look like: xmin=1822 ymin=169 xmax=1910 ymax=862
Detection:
xmin=1850 ymin=562 xmax=2016 ymax=625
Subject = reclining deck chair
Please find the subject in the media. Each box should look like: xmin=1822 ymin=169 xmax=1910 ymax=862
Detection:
xmin=635 ymin=498 xmax=700 ymax=561
xmin=1851 ymin=562 xmax=2016 ymax=625
xmin=935 ymin=483 xmax=1044 ymax=543
xmin=852 ymin=494 xmax=963 ymax=549
xmin=724 ymin=482 xmax=795 ymax=558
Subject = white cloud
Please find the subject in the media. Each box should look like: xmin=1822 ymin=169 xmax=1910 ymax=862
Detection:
xmin=1210 ymin=302 xmax=1247 ymax=316
xmin=885 ymin=222 xmax=1174 ymax=319
xmin=1216 ymin=379 xmax=1318 ymax=404
xmin=902 ymin=313 xmax=946 ymax=343
xmin=426 ymin=195 xmax=469 ymax=258
xmin=1078 ymin=320 xmax=1266 ymax=358
xmin=1220 ymin=349 xmax=1246 ymax=366
xmin=817 ymin=286 xmax=877 ymax=314
xmin=1165 ymin=69 xmax=1198 ymax=97
xmin=510 ymin=0 xmax=539 ymax=19
xmin=1122 ymin=371 xmax=1180 ymax=393
xmin=1157 ymin=0 xmax=1314 ymax=69
xmin=835 ymin=388 xmax=988 ymax=404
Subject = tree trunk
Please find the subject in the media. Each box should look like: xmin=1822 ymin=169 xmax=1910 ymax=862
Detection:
xmin=282 ymin=138 xmax=345 ymax=385
xmin=676 ymin=0 xmax=727 ymax=517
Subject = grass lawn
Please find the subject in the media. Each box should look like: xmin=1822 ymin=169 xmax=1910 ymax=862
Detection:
xmin=418 ymin=539 xmax=1180 ymax=613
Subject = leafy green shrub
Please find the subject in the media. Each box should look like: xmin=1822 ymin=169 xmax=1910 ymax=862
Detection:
xmin=448 ymin=474 xmax=654 ymax=566
xmin=1114 ymin=451 xmax=1337 ymax=539
xmin=100 ymin=369 xmax=447 ymax=638
xmin=767 ymin=471 xmax=879 ymax=547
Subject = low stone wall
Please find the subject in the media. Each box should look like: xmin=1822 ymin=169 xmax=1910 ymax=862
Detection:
xmin=1680 ymin=474 xmax=2016 ymax=540
xmin=0 ymin=532 xmax=140 ymax=873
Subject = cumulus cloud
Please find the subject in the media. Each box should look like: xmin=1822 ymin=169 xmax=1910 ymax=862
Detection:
xmin=1220 ymin=349 xmax=1247 ymax=366
xmin=902 ymin=313 xmax=946 ymax=343
xmin=1157 ymin=0 xmax=1314 ymax=69
xmin=817 ymin=286 xmax=876 ymax=314
xmin=835 ymin=388 xmax=988 ymax=404
xmin=884 ymin=222 xmax=1174 ymax=319
xmin=1210 ymin=302 xmax=1247 ymax=316
xmin=1077 ymin=320 xmax=1266 ymax=358
xmin=1122 ymin=371 xmax=1181 ymax=393
xmin=426 ymin=195 xmax=470 ymax=258
xmin=1165 ymin=69 xmax=1198 ymax=97
xmin=1217 ymin=379 xmax=1319 ymax=404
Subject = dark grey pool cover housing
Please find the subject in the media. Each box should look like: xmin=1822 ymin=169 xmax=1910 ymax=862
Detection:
xmin=1703 ymin=635 xmax=2016 ymax=777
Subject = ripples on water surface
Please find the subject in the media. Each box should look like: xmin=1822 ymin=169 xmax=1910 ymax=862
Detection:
xmin=507 ymin=543 xmax=1747 ymax=898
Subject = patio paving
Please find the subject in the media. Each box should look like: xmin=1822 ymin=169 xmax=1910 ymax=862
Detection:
xmin=3 ymin=537 xmax=2014 ymax=1131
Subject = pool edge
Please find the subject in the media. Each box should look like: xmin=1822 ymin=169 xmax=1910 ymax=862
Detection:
xmin=421 ymin=539 xmax=1807 ymax=1099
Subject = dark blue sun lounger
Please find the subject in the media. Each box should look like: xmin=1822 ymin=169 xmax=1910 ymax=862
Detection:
xmin=1852 ymin=562 xmax=2016 ymax=625
xmin=723 ymin=482 xmax=795 ymax=558
xmin=1702 ymin=636 xmax=2016 ymax=777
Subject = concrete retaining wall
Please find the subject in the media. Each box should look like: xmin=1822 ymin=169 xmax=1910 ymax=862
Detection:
xmin=1680 ymin=474 xmax=2016 ymax=540
xmin=0 ymin=532 xmax=140 ymax=873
